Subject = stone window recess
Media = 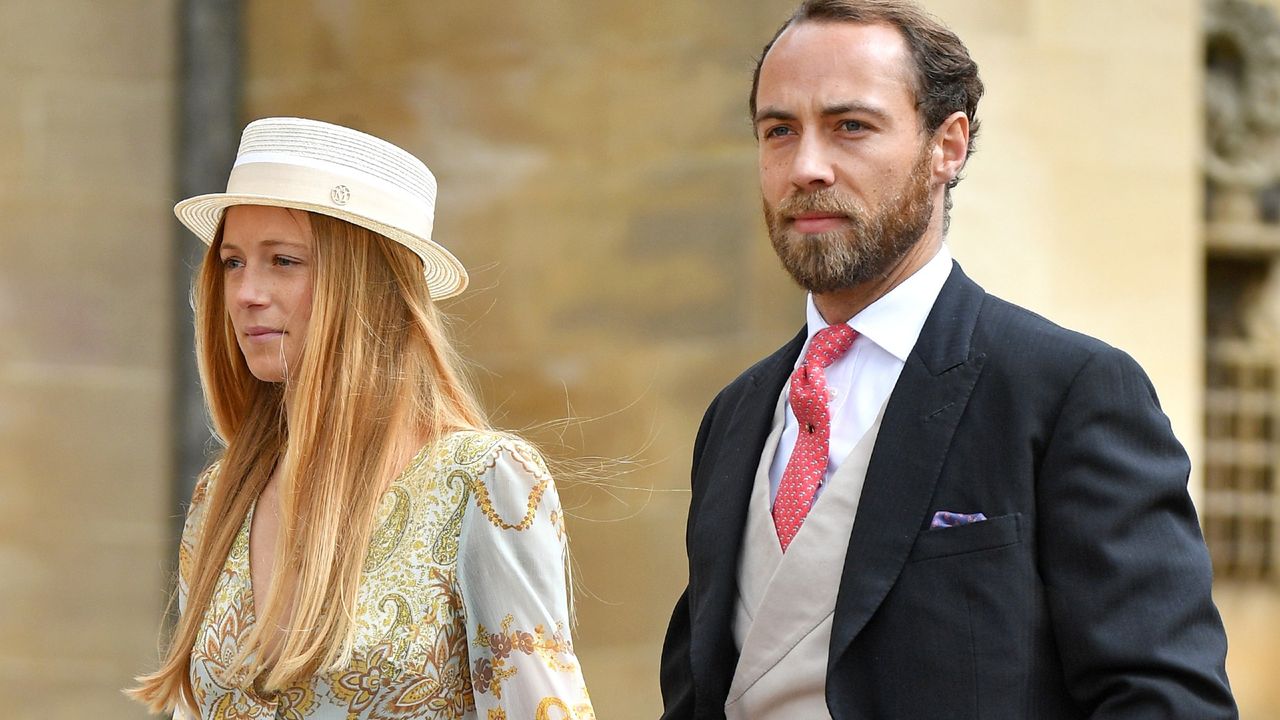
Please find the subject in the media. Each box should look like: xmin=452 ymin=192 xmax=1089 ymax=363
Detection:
xmin=1203 ymin=0 xmax=1280 ymax=581
xmin=1205 ymin=260 xmax=1276 ymax=580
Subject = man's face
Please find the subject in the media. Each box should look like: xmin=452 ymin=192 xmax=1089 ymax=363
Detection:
xmin=755 ymin=21 xmax=939 ymax=293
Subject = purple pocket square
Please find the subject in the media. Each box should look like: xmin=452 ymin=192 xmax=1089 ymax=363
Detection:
xmin=930 ymin=510 xmax=988 ymax=529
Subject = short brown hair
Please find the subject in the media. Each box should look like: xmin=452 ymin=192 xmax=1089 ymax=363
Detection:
xmin=750 ymin=0 xmax=984 ymax=205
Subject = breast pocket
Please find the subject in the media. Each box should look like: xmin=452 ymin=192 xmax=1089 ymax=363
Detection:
xmin=907 ymin=512 xmax=1022 ymax=562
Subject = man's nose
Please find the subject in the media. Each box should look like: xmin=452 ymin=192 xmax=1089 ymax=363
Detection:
xmin=790 ymin=135 xmax=836 ymax=189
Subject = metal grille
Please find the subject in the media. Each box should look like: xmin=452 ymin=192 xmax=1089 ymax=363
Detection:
xmin=1204 ymin=336 xmax=1279 ymax=579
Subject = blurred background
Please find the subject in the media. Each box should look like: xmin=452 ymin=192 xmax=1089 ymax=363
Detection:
xmin=3 ymin=0 xmax=1280 ymax=717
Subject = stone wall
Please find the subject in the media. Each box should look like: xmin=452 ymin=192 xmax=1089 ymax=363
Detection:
xmin=0 ymin=1 xmax=176 ymax=719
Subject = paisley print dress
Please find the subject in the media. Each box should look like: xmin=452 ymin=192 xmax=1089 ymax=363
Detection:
xmin=175 ymin=431 xmax=594 ymax=719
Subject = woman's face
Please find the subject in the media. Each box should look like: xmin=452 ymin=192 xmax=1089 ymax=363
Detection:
xmin=219 ymin=205 xmax=315 ymax=383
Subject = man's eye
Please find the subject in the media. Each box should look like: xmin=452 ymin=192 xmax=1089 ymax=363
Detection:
xmin=840 ymin=120 xmax=865 ymax=132
xmin=764 ymin=125 xmax=793 ymax=138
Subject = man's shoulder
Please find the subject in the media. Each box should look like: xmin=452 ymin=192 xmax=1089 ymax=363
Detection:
xmin=972 ymin=289 xmax=1136 ymax=380
xmin=979 ymin=291 xmax=1104 ymax=346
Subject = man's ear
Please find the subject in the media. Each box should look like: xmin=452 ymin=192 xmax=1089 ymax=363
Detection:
xmin=932 ymin=111 xmax=970 ymax=184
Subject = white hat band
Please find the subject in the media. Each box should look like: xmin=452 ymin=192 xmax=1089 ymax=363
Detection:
xmin=227 ymin=160 xmax=436 ymax=242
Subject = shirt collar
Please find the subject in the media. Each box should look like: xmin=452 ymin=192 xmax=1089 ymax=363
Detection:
xmin=803 ymin=243 xmax=953 ymax=363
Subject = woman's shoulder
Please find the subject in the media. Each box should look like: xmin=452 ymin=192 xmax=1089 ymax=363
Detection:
xmin=191 ymin=459 xmax=223 ymax=500
xmin=432 ymin=430 xmax=559 ymax=535
xmin=178 ymin=460 xmax=224 ymax=582
xmin=431 ymin=429 xmax=550 ymax=480
xmin=186 ymin=460 xmax=224 ymax=527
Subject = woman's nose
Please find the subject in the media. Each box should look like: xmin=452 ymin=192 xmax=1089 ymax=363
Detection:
xmin=232 ymin=266 xmax=269 ymax=308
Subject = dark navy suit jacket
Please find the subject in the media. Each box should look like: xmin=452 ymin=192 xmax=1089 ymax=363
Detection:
xmin=659 ymin=263 xmax=1236 ymax=719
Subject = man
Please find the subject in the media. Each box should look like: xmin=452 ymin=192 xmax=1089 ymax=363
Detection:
xmin=659 ymin=1 xmax=1237 ymax=718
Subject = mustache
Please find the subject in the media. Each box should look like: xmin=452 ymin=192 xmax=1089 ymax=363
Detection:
xmin=774 ymin=188 xmax=863 ymax=219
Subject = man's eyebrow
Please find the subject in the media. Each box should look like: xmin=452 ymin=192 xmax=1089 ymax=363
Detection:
xmin=753 ymin=107 xmax=797 ymax=125
xmin=753 ymin=102 xmax=892 ymax=126
xmin=820 ymin=102 xmax=891 ymax=124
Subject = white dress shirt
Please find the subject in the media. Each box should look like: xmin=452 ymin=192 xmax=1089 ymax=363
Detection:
xmin=768 ymin=244 xmax=954 ymax=503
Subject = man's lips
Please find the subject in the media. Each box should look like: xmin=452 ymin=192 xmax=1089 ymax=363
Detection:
xmin=789 ymin=213 xmax=849 ymax=233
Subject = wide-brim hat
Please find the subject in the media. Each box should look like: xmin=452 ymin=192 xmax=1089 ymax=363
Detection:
xmin=174 ymin=117 xmax=467 ymax=300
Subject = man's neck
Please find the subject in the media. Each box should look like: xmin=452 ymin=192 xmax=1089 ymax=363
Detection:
xmin=812 ymin=234 xmax=942 ymax=325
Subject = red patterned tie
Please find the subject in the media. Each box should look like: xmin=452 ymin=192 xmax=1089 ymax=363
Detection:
xmin=773 ymin=323 xmax=857 ymax=551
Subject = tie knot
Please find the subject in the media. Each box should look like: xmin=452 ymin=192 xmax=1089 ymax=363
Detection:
xmin=803 ymin=323 xmax=856 ymax=370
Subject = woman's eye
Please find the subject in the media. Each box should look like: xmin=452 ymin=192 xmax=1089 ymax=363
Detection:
xmin=222 ymin=257 xmax=243 ymax=270
xmin=275 ymin=256 xmax=300 ymax=267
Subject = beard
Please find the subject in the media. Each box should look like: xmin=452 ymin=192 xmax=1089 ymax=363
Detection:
xmin=764 ymin=144 xmax=935 ymax=294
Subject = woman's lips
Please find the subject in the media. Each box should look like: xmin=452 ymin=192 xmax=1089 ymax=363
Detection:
xmin=244 ymin=326 xmax=284 ymax=343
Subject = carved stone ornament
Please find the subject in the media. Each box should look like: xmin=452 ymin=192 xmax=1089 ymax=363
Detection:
xmin=1205 ymin=0 xmax=1280 ymax=200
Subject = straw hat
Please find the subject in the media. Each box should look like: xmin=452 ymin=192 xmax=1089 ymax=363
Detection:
xmin=175 ymin=117 xmax=467 ymax=299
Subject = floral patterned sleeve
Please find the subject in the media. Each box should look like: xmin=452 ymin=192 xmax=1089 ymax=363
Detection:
xmin=457 ymin=439 xmax=594 ymax=720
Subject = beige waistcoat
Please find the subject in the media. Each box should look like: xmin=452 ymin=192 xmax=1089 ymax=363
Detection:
xmin=726 ymin=394 xmax=887 ymax=719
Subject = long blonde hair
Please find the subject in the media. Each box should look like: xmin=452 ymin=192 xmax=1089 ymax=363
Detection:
xmin=130 ymin=211 xmax=487 ymax=713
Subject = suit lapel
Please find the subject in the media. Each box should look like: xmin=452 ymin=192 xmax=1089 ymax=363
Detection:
xmin=689 ymin=328 xmax=806 ymax=707
xmin=828 ymin=263 xmax=988 ymax=664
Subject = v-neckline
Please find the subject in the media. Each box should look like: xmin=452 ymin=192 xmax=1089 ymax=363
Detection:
xmin=234 ymin=439 xmax=436 ymax=629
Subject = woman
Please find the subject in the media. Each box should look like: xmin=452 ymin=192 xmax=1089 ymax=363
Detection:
xmin=130 ymin=117 xmax=593 ymax=719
